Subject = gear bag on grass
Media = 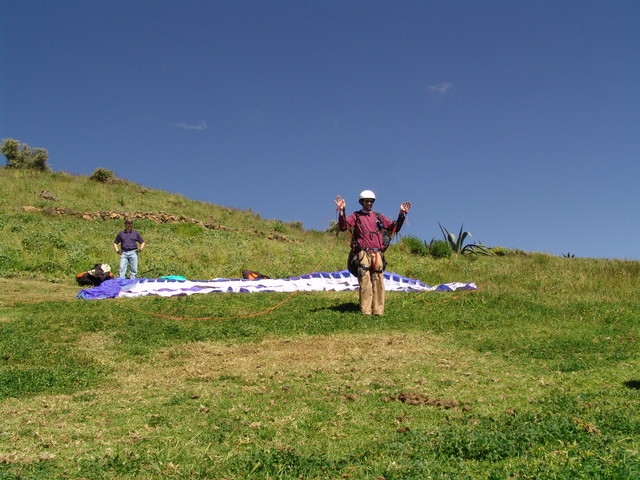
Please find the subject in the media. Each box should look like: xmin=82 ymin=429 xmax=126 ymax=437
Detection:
xmin=76 ymin=263 xmax=113 ymax=287
xmin=242 ymin=269 xmax=270 ymax=280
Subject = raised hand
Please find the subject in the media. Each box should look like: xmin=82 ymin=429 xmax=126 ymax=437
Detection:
xmin=400 ymin=202 xmax=411 ymax=213
xmin=335 ymin=195 xmax=346 ymax=210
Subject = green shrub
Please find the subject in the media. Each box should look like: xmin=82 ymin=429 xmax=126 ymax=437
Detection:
xmin=90 ymin=168 xmax=114 ymax=183
xmin=0 ymin=138 xmax=51 ymax=172
xmin=325 ymin=220 xmax=338 ymax=233
xmin=429 ymin=239 xmax=452 ymax=258
xmin=490 ymin=246 xmax=509 ymax=256
xmin=490 ymin=246 xmax=528 ymax=257
xmin=401 ymin=235 xmax=428 ymax=256
xmin=285 ymin=220 xmax=304 ymax=230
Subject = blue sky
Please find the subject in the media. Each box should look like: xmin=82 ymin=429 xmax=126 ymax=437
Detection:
xmin=2 ymin=1 xmax=639 ymax=260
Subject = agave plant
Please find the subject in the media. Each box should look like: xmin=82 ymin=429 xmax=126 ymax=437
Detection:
xmin=438 ymin=223 xmax=491 ymax=255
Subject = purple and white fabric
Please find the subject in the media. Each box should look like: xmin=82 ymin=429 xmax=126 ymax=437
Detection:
xmin=76 ymin=270 xmax=477 ymax=300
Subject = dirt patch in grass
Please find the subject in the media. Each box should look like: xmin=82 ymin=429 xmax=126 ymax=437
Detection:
xmin=76 ymin=332 xmax=118 ymax=367
xmin=385 ymin=392 xmax=470 ymax=410
xmin=134 ymin=332 xmax=511 ymax=401
xmin=158 ymin=333 xmax=448 ymax=381
xmin=0 ymin=278 xmax=78 ymax=307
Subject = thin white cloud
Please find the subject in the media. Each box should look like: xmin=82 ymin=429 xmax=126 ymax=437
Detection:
xmin=173 ymin=120 xmax=207 ymax=130
xmin=429 ymin=82 xmax=455 ymax=96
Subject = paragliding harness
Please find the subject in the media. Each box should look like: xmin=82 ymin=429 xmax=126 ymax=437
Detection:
xmin=347 ymin=211 xmax=393 ymax=277
xmin=76 ymin=264 xmax=114 ymax=287
xmin=242 ymin=270 xmax=270 ymax=280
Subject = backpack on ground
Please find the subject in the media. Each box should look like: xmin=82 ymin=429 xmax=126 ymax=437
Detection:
xmin=76 ymin=264 xmax=114 ymax=287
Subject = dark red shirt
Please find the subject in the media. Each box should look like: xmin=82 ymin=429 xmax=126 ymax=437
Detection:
xmin=339 ymin=209 xmax=405 ymax=250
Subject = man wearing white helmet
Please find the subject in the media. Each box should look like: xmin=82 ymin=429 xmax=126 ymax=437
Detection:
xmin=335 ymin=190 xmax=411 ymax=316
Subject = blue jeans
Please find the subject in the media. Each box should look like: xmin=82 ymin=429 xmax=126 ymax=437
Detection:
xmin=119 ymin=250 xmax=139 ymax=279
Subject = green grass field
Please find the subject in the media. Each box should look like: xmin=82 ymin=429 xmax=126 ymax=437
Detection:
xmin=1 ymin=169 xmax=639 ymax=479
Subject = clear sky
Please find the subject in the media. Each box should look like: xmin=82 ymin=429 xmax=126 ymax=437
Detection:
xmin=2 ymin=1 xmax=639 ymax=260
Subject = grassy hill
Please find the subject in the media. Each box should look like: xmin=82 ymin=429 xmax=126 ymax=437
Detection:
xmin=0 ymin=168 xmax=329 ymax=285
xmin=1 ymin=168 xmax=639 ymax=479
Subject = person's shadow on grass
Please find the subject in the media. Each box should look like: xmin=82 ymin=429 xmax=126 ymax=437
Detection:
xmin=314 ymin=302 xmax=360 ymax=313
xmin=623 ymin=380 xmax=640 ymax=390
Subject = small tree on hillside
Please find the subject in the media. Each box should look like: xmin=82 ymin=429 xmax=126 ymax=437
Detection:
xmin=90 ymin=168 xmax=114 ymax=182
xmin=0 ymin=138 xmax=51 ymax=172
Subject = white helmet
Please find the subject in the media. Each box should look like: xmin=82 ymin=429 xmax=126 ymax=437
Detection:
xmin=359 ymin=189 xmax=376 ymax=201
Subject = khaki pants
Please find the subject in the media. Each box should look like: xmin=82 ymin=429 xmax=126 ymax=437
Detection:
xmin=357 ymin=250 xmax=385 ymax=315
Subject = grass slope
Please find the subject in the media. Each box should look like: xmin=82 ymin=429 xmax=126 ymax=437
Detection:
xmin=0 ymin=168 xmax=639 ymax=479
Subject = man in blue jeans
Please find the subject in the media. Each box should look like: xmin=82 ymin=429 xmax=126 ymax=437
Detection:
xmin=113 ymin=219 xmax=145 ymax=279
